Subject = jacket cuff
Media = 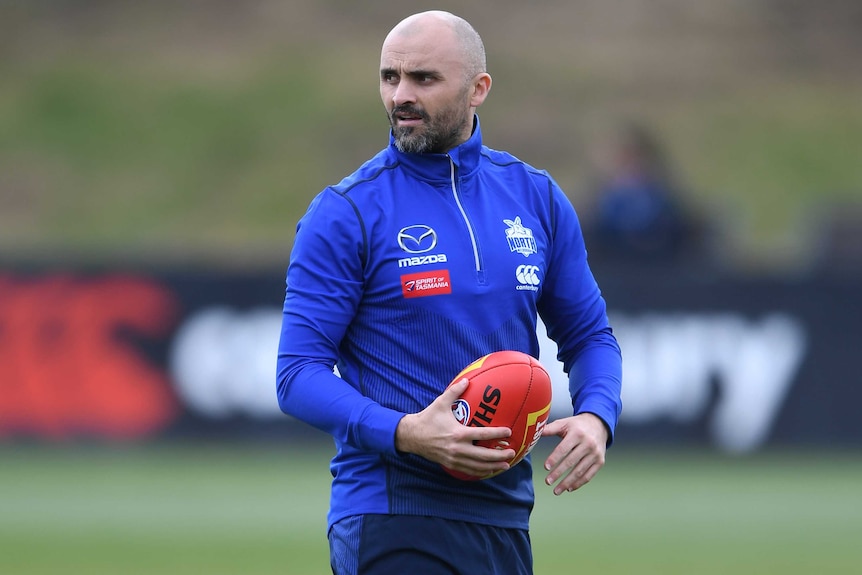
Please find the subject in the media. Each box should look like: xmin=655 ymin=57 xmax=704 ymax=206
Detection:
xmin=354 ymin=402 xmax=405 ymax=455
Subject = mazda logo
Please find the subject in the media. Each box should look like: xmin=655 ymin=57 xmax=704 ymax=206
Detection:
xmin=397 ymin=225 xmax=437 ymax=254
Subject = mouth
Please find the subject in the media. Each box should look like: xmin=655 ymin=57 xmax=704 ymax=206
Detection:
xmin=393 ymin=108 xmax=426 ymax=127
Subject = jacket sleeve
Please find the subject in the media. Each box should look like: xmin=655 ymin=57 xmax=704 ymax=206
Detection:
xmin=276 ymin=190 xmax=404 ymax=455
xmin=537 ymin=181 xmax=623 ymax=445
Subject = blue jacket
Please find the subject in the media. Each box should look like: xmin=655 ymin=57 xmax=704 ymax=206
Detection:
xmin=277 ymin=117 xmax=622 ymax=530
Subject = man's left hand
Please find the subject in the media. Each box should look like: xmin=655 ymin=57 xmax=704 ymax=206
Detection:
xmin=541 ymin=413 xmax=609 ymax=495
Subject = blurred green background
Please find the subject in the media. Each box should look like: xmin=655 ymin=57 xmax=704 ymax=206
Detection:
xmin=1 ymin=0 xmax=860 ymax=271
xmin=2 ymin=1 xmax=862 ymax=574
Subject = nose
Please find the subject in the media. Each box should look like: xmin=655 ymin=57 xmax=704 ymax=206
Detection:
xmin=391 ymin=79 xmax=416 ymax=107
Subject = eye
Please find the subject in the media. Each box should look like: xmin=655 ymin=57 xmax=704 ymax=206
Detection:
xmin=382 ymin=72 xmax=398 ymax=84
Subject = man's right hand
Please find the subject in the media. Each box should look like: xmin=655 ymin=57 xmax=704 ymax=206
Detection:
xmin=395 ymin=378 xmax=515 ymax=478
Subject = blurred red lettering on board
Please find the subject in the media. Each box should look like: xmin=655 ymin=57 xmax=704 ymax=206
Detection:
xmin=0 ymin=275 xmax=180 ymax=439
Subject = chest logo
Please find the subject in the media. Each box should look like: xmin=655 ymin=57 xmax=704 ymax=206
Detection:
xmin=397 ymin=225 xmax=437 ymax=254
xmin=504 ymin=217 xmax=537 ymax=257
xmin=401 ymin=270 xmax=452 ymax=299
xmin=516 ymin=265 xmax=541 ymax=291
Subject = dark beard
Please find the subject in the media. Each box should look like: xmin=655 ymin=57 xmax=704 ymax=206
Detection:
xmin=389 ymin=105 xmax=471 ymax=154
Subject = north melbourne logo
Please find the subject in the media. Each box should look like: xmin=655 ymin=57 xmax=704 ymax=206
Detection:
xmin=504 ymin=217 xmax=537 ymax=257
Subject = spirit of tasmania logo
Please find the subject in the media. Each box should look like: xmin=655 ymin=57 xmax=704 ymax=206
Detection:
xmin=401 ymin=270 xmax=452 ymax=299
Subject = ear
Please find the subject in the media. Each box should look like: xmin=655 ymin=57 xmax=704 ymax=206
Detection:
xmin=469 ymin=73 xmax=492 ymax=108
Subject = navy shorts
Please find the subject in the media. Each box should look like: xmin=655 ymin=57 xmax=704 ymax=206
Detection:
xmin=329 ymin=514 xmax=533 ymax=575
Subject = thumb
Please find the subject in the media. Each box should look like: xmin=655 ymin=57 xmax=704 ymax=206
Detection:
xmin=439 ymin=377 xmax=469 ymax=403
xmin=541 ymin=418 xmax=564 ymax=437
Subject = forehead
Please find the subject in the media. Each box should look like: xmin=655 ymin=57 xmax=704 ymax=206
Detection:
xmin=380 ymin=26 xmax=462 ymax=74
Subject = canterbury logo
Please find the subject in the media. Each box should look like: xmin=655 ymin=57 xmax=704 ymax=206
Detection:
xmin=516 ymin=265 xmax=541 ymax=287
xmin=397 ymin=225 xmax=437 ymax=254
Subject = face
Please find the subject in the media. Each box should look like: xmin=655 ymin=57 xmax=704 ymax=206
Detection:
xmin=380 ymin=22 xmax=485 ymax=154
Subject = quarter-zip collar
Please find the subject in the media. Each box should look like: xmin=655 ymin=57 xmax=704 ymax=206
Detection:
xmin=387 ymin=115 xmax=483 ymax=184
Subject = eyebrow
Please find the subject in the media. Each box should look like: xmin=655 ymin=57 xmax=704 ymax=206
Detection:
xmin=381 ymin=67 xmax=443 ymax=80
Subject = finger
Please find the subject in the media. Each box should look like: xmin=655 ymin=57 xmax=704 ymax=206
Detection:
xmin=463 ymin=424 xmax=512 ymax=442
xmin=547 ymin=443 xmax=605 ymax=495
xmin=553 ymin=455 xmax=593 ymax=494
xmin=552 ymin=460 xmax=601 ymax=495
xmin=447 ymin=445 xmax=516 ymax=478
xmin=544 ymin=433 xmax=595 ymax=482
xmin=543 ymin=433 xmax=579 ymax=472
xmin=464 ymin=441 xmax=516 ymax=461
xmin=544 ymin=442 xmax=585 ymax=484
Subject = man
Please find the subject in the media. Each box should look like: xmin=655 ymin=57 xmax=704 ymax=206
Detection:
xmin=277 ymin=10 xmax=622 ymax=575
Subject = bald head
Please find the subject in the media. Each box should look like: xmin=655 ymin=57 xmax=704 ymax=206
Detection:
xmin=380 ymin=11 xmax=492 ymax=153
xmin=384 ymin=11 xmax=486 ymax=81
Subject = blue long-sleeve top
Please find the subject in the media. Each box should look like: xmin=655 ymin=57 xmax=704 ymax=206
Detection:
xmin=277 ymin=117 xmax=622 ymax=531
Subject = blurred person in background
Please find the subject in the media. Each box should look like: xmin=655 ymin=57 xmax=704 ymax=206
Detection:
xmin=277 ymin=10 xmax=622 ymax=575
xmin=584 ymin=121 xmax=705 ymax=264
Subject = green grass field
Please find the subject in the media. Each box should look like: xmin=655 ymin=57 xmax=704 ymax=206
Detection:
xmin=2 ymin=443 xmax=860 ymax=574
